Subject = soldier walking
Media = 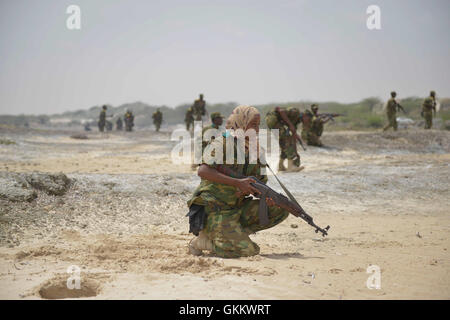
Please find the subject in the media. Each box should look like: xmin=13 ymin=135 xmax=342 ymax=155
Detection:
xmin=266 ymin=106 xmax=304 ymax=172
xmin=422 ymin=91 xmax=437 ymax=129
xmin=383 ymin=91 xmax=405 ymax=132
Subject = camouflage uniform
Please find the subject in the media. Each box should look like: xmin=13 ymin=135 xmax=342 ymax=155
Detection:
xmin=152 ymin=110 xmax=163 ymax=131
xmin=98 ymin=106 xmax=107 ymax=132
xmin=383 ymin=98 xmax=399 ymax=131
xmin=193 ymin=94 xmax=206 ymax=121
xmin=301 ymin=105 xmax=323 ymax=146
xmin=422 ymin=92 xmax=436 ymax=129
xmin=265 ymin=107 xmax=301 ymax=167
xmin=185 ymin=107 xmax=194 ymax=131
xmin=187 ymin=137 xmax=289 ymax=258
xmin=124 ymin=111 xmax=134 ymax=132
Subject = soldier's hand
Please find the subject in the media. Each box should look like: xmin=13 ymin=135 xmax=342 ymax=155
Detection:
xmin=265 ymin=197 xmax=276 ymax=207
xmin=235 ymin=178 xmax=260 ymax=196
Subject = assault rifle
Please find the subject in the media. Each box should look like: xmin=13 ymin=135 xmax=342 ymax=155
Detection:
xmin=396 ymin=103 xmax=406 ymax=114
xmin=317 ymin=113 xmax=343 ymax=121
xmin=216 ymin=164 xmax=330 ymax=236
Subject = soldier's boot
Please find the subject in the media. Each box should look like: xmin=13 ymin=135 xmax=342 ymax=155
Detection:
xmin=188 ymin=231 xmax=213 ymax=256
xmin=286 ymin=159 xmax=304 ymax=172
xmin=278 ymin=158 xmax=286 ymax=171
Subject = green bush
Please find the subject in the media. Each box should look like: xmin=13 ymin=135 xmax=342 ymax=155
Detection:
xmin=366 ymin=115 xmax=384 ymax=128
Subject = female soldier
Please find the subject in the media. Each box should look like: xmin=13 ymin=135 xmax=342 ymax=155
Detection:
xmin=187 ymin=105 xmax=290 ymax=258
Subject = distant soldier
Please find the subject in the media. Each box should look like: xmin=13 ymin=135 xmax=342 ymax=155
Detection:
xmin=383 ymin=91 xmax=405 ymax=132
xmin=301 ymin=104 xmax=329 ymax=147
xmin=124 ymin=109 xmax=134 ymax=132
xmin=266 ymin=106 xmax=304 ymax=172
xmin=192 ymin=94 xmax=206 ymax=121
xmin=185 ymin=107 xmax=194 ymax=131
xmin=422 ymin=91 xmax=437 ymax=129
xmin=152 ymin=108 xmax=163 ymax=132
xmin=202 ymin=112 xmax=224 ymax=149
xmin=191 ymin=112 xmax=225 ymax=171
xmin=116 ymin=117 xmax=123 ymax=131
xmin=98 ymin=105 xmax=107 ymax=132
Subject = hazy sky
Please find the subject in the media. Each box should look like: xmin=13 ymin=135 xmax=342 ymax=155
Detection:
xmin=0 ymin=0 xmax=449 ymax=115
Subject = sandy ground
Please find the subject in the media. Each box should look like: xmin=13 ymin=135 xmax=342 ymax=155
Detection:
xmin=0 ymin=126 xmax=449 ymax=299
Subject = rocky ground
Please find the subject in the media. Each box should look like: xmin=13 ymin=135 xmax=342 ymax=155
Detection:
xmin=0 ymin=125 xmax=449 ymax=299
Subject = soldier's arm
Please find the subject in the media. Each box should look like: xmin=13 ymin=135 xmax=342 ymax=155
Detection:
xmin=197 ymin=164 xmax=260 ymax=195
xmin=276 ymin=107 xmax=297 ymax=133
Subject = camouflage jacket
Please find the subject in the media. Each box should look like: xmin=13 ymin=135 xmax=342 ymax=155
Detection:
xmin=266 ymin=107 xmax=301 ymax=130
xmin=386 ymin=98 xmax=399 ymax=115
xmin=187 ymin=135 xmax=267 ymax=210
xmin=422 ymin=97 xmax=436 ymax=112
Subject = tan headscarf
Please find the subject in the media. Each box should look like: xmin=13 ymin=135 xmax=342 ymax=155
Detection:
xmin=226 ymin=105 xmax=260 ymax=130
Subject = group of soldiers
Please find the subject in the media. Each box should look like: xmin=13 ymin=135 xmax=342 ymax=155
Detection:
xmin=97 ymin=90 xmax=439 ymax=169
xmin=383 ymin=90 xmax=438 ymax=131
xmin=97 ymin=105 xmax=135 ymax=132
xmin=265 ymin=104 xmax=338 ymax=172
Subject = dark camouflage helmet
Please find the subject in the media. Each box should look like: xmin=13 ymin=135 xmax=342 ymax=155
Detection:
xmin=391 ymin=91 xmax=396 ymax=97
xmin=199 ymin=94 xmax=204 ymax=99
xmin=311 ymin=104 xmax=319 ymax=111
xmin=102 ymin=105 xmax=107 ymax=110
xmin=430 ymin=90 xmax=436 ymax=97
xmin=210 ymin=112 xmax=224 ymax=120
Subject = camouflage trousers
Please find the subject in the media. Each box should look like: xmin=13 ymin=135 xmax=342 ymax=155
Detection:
xmin=423 ymin=111 xmax=432 ymax=129
xmin=279 ymin=130 xmax=300 ymax=166
xmin=203 ymin=199 xmax=289 ymax=258
xmin=383 ymin=113 xmax=397 ymax=131
xmin=302 ymin=130 xmax=322 ymax=147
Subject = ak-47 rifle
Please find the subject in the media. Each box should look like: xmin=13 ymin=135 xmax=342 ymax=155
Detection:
xmin=295 ymin=134 xmax=307 ymax=151
xmin=317 ymin=113 xmax=343 ymax=122
xmin=215 ymin=164 xmax=330 ymax=236
xmin=396 ymin=103 xmax=406 ymax=114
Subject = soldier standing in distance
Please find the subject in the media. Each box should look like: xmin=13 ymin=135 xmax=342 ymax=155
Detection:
xmin=124 ymin=109 xmax=134 ymax=132
xmin=98 ymin=105 xmax=107 ymax=132
xmin=185 ymin=107 xmax=194 ymax=131
xmin=193 ymin=94 xmax=206 ymax=121
xmin=383 ymin=91 xmax=405 ymax=132
xmin=422 ymin=91 xmax=437 ymax=129
xmin=152 ymin=108 xmax=163 ymax=132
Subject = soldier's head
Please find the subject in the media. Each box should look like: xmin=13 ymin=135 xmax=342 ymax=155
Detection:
xmin=211 ymin=112 xmax=224 ymax=126
xmin=126 ymin=109 xmax=130 ymax=113
xmin=199 ymin=94 xmax=204 ymax=100
xmin=102 ymin=105 xmax=107 ymax=110
xmin=391 ymin=91 xmax=396 ymax=98
xmin=311 ymin=104 xmax=319 ymax=114
xmin=430 ymin=90 xmax=436 ymax=97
